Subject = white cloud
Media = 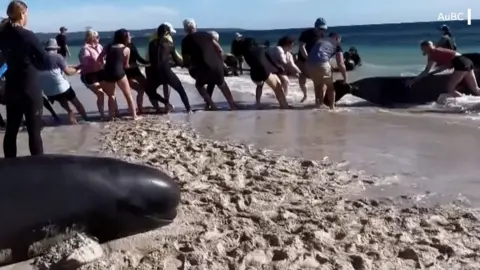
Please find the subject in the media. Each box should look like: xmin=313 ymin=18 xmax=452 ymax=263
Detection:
xmin=28 ymin=4 xmax=179 ymax=32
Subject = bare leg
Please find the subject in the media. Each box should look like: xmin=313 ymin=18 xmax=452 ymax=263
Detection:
xmin=265 ymin=74 xmax=289 ymax=109
xmin=217 ymin=82 xmax=237 ymax=110
xmin=325 ymin=80 xmax=336 ymax=110
xmin=299 ymin=74 xmax=308 ymax=102
xmin=195 ymin=83 xmax=217 ymax=110
xmin=205 ymin=84 xmax=215 ymax=110
xmin=102 ymin=82 xmax=117 ymax=121
xmin=279 ymin=74 xmax=290 ymax=96
xmin=57 ymin=98 xmax=77 ymax=125
xmin=87 ymin=83 xmax=105 ymax=119
xmin=117 ymin=76 xmax=138 ymax=119
xmin=463 ymin=70 xmax=480 ymax=96
xmin=255 ymin=83 xmax=263 ymax=107
xmin=447 ymin=71 xmax=467 ymax=97
xmin=70 ymin=98 xmax=88 ymax=121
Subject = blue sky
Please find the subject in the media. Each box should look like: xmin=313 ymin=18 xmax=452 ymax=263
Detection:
xmin=5 ymin=0 xmax=479 ymax=32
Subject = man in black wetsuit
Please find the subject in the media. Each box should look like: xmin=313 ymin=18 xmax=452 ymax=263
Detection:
xmin=296 ymin=17 xmax=327 ymax=102
xmin=55 ymin=26 xmax=70 ymax=58
xmin=0 ymin=1 xmax=49 ymax=158
xmin=230 ymin=33 xmax=244 ymax=75
xmin=181 ymin=18 xmax=237 ymax=110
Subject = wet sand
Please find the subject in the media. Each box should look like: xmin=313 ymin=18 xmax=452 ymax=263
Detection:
xmin=171 ymin=109 xmax=480 ymax=206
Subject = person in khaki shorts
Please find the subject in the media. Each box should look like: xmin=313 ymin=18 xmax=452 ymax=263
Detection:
xmin=307 ymin=32 xmax=347 ymax=109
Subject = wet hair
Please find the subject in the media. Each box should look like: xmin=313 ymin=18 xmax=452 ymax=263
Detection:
xmin=113 ymin=28 xmax=129 ymax=45
xmin=348 ymin=46 xmax=358 ymax=54
xmin=157 ymin=24 xmax=170 ymax=37
xmin=0 ymin=1 xmax=28 ymax=30
xmin=277 ymin=36 xmax=294 ymax=47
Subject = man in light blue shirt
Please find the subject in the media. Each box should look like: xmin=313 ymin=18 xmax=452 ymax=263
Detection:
xmin=307 ymin=32 xmax=347 ymax=109
xmin=38 ymin=39 xmax=88 ymax=124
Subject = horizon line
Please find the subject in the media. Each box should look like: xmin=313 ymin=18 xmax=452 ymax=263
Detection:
xmin=35 ymin=19 xmax=480 ymax=34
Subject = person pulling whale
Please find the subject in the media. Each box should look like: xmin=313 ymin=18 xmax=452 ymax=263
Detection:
xmin=407 ymin=41 xmax=480 ymax=100
xmin=307 ymin=32 xmax=347 ymax=109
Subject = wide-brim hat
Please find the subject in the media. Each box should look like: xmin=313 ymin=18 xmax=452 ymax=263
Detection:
xmin=45 ymin=38 xmax=60 ymax=50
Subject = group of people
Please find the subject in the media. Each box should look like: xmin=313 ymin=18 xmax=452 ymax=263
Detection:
xmin=0 ymin=0 xmax=479 ymax=159
xmin=407 ymin=24 xmax=480 ymax=98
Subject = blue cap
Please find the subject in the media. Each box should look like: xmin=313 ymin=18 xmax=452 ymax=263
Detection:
xmin=314 ymin=18 xmax=327 ymax=30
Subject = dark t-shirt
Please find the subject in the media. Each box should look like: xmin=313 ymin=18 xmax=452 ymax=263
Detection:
xmin=55 ymin=34 xmax=67 ymax=56
xmin=181 ymin=31 xmax=223 ymax=71
xmin=297 ymin=28 xmax=319 ymax=62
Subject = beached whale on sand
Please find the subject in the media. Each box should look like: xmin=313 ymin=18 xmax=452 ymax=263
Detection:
xmin=0 ymin=154 xmax=180 ymax=265
xmin=330 ymin=71 xmax=480 ymax=106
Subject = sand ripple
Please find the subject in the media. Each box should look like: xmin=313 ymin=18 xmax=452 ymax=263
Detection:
xmin=71 ymin=116 xmax=480 ymax=269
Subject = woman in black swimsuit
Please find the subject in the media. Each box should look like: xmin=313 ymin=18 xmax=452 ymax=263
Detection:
xmin=146 ymin=24 xmax=191 ymax=113
xmin=98 ymin=29 xmax=138 ymax=120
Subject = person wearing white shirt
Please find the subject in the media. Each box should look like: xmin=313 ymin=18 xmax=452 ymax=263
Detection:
xmin=267 ymin=36 xmax=301 ymax=96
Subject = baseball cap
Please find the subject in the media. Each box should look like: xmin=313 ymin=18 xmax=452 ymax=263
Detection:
xmin=440 ymin=24 xmax=450 ymax=31
xmin=314 ymin=18 xmax=327 ymax=30
xmin=59 ymin=26 xmax=67 ymax=32
xmin=163 ymin=22 xmax=176 ymax=34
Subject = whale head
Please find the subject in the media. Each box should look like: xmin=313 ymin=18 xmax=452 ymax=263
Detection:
xmin=90 ymin=161 xmax=180 ymax=241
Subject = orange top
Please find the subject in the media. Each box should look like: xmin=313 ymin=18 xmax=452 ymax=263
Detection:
xmin=428 ymin=48 xmax=456 ymax=66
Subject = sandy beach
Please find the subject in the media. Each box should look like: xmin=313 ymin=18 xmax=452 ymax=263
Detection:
xmin=1 ymin=71 xmax=480 ymax=269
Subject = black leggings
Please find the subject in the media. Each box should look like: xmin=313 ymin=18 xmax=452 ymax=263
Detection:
xmin=3 ymin=94 xmax=43 ymax=158
xmin=43 ymin=97 xmax=59 ymax=121
xmin=146 ymin=68 xmax=191 ymax=111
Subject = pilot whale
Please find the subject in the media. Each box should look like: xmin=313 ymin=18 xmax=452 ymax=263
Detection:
xmin=0 ymin=154 xmax=180 ymax=265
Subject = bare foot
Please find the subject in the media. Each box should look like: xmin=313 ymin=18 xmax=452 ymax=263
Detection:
xmin=68 ymin=114 xmax=78 ymax=125
xmin=165 ymin=104 xmax=174 ymax=113
xmin=300 ymin=94 xmax=307 ymax=103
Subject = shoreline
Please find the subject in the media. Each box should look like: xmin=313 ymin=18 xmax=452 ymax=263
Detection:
xmin=20 ymin=115 xmax=476 ymax=269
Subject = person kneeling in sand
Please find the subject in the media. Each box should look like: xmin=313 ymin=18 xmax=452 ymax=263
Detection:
xmin=38 ymin=39 xmax=88 ymax=124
